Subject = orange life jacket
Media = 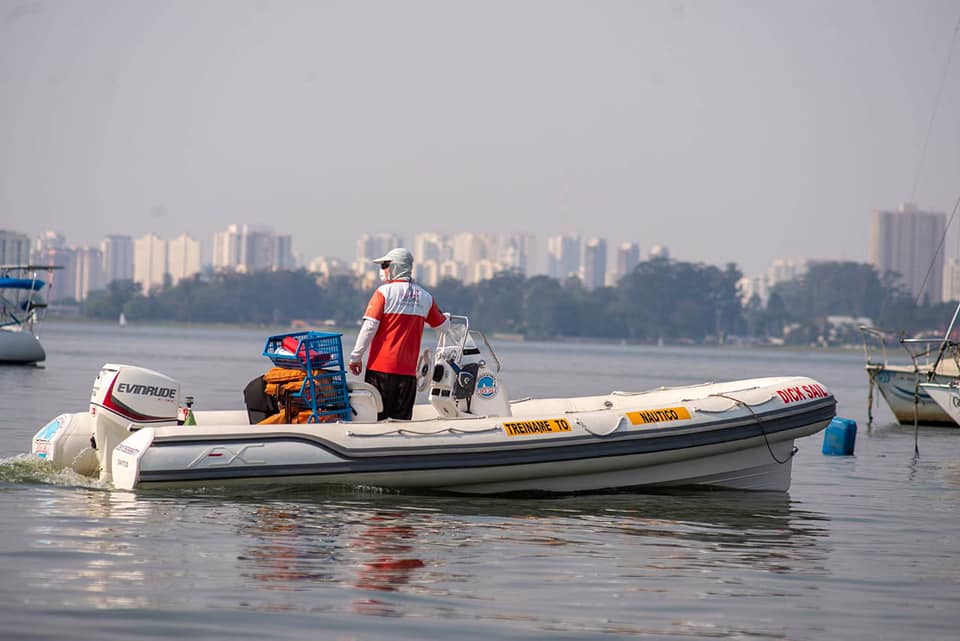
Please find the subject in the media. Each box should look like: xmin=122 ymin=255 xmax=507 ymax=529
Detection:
xmin=258 ymin=367 xmax=339 ymax=424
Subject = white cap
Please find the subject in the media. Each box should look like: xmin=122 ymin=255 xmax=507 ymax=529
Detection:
xmin=372 ymin=247 xmax=413 ymax=265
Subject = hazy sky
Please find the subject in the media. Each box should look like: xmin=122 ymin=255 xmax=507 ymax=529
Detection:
xmin=2 ymin=0 xmax=959 ymax=276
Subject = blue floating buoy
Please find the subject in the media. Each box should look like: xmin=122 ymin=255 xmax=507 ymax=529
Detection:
xmin=822 ymin=417 xmax=857 ymax=456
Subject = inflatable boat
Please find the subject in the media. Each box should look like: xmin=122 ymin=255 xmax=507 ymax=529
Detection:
xmin=31 ymin=317 xmax=836 ymax=493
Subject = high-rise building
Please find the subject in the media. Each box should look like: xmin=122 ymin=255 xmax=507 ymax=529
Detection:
xmin=354 ymin=233 xmax=403 ymax=277
xmin=75 ymin=247 xmax=105 ymax=300
xmin=100 ymin=235 xmax=134 ymax=284
xmin=737 ymin=274 xmax=768 ymax=305
xmin=471 ymin=259 xmax=499 ymax=284
xmin=413 ymin=233 xmax=445 ymax=264
xmin=417 ymin=259 xmax=440 ymax=287
xmin=101 ymin=235 xmax=134 ymax=283
xmin=356 ymin=233 xmax=403 ymax=261
xmin=943 ymin=258 xmax=960 ymax=303
xmin=519 ymin=234 xmax=540 ymax=276
xmin=213 ymin=225 xmax=244 ymax=271
xmin=214 ymin=225 xmax=294 ymax=273
xmin=168 ymin=233 xmax=202 ymax=286
xmin=451 ymin=232 xmax=490 ymax=266
xmin=34 ymin=246 xmax=76 ymax=302
xmin=648 ymin=244 xmax=670 ymax=260
xmin=241 ymin=226 xmax=273 ymax=273
xmin=134 ymin=233 xmax=169 ymax=295
xmin=546 ymin=233 xmax=581 ymax=280
xmin=615 ymin=242 xmax=640 ymax=281
xmin=0 ymin=230 xmax=31 ymax=265
xmin=496 ymin=233 xmax=533 ymax=276
xmin=32 ymin=231 xmax=66 ymax=257
xmin=870 ymin=203 xmax=946 ymax=303
xmin=581 ymin=238 xmax=607 ymax=290
xmin=273 ymin=234 xmax=295 ymax=270
xmin=767 ymin=258 xmax=808 ymax=289
xmin=439 ymin=260 xmax=462 ymax=283
xmin=307 ymin=256 xmax=349 ymax=280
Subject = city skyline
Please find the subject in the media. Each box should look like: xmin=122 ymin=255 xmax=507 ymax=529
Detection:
xmin=6 ymin=225 xmax=669 ymax=293
xmin=8 ymin=201 xmax=953 ymax=304
xmin=3 ymin=2 xmax=959 ymax=278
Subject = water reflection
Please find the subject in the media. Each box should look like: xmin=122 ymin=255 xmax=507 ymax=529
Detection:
xmin=239 ymin=504 xmax=340 ymax=587
xmin=349 ymin=512 xmax=425 ymax=592
xmin=233 ymin=499 xmax=418 ymax=599
xmin=7 ymin=477 xmax=840 ymax=637
xmin=227 ymin=488 xmax=831 ymax=624
xmin=20 ymin=488 xmax=167 ymax=609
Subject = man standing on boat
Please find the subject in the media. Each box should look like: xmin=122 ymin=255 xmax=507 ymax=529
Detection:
xmin=348 ymin=248 xmax=449 ymax=420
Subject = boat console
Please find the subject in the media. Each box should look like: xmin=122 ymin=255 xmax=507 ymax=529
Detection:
xmin=428 ymin=316 xmax=511 ymax=418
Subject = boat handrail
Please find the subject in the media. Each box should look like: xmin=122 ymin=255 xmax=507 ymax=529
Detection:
xmin=859 ymin=325 xmax=960 ymax=377
xmin=859 ymin=325 xmax=893 ymax=366
xmin=0 ymin=264 xmax=65 ymax=271
xmin=470 ymin=329 xmax=502 ymax=373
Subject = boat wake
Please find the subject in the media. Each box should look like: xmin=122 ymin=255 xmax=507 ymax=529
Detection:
xmin=0 ymin=453 xmax=108 ymax=489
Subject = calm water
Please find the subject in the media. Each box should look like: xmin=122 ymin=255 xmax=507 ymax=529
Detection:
xmin=1 ymin=322 xmax=958 ymax=641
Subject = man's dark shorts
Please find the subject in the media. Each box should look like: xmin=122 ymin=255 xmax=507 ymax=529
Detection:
xmin=365 ymin=369 xmax=418 ymax=421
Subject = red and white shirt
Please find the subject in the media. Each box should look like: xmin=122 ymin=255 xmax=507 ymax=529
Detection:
xmin=362 ymin=280 xmax=446 ymax=376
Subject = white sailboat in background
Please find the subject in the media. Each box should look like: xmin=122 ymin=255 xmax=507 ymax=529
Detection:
xmin=919 ymin=299 xmax=960 ymax=425
xmin=119 ymin=312 xmax=127 ymax=328
xmin=859 ymin=326 xmax=959 ymax=426
xmin=0 ymin=264 xmax=62 ymax=365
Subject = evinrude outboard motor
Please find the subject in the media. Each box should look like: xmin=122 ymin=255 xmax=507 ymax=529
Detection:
xmin=428 ymin=316 xmax=511 ymax=418
xmin=32 ymin=363 xmax=180 ymax=483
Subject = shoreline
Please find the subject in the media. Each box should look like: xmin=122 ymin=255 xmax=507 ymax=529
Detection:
xmin=39 ymin=317 xmax=864 ymax=352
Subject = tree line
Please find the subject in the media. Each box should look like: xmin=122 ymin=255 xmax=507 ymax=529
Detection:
xmin=78 ymin=258 xmax=956 ymax=345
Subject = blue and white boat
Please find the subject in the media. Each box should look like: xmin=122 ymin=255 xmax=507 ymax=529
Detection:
xmin=859 ymin=321 xmax=960 ymax=427
xmin=0 ymin=265 xmax=60 ymax=365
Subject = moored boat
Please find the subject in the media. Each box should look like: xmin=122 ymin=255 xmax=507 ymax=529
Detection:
xmin=859 ymin=326 xmax=959 ymax=426
xmin=32 ymin=317 xmax=836 ymax=494
xmin=918 ymin=378 xmax=960 ymax=425
xmin=0 ymin=264 xmax=60 ymax=365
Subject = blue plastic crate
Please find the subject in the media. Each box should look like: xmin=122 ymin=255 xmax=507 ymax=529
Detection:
xmin=262 ymin=331 xmax=350 ymax=422
xmin=263 ymin=331 xmax=344 ymax=370
xmin=291 ymin=371 xmax=352 ymax=423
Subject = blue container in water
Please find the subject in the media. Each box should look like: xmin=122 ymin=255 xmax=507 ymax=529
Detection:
xmin=822 ymin=417 xmax=857 ymax=456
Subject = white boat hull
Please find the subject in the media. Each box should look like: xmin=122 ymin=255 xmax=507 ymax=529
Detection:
xmin=0 ymin=328 xmax=45 ymax=364
xmin=116 ymin=432 xmax=803 ymax=494
xmin=31 ymin=353 xmax=835 ymax=495
xmin=341 ymin=439 xmax=800 ymax=494
xmin=100 ymin=377 xmax=833 ymax=493
xmin=918 ymin=382 xmax=960 ymax=426
xmin=867 ymin=364 xmax=957 ymax=425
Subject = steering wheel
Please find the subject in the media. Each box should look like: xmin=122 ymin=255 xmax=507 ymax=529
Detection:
xmin=416 ymin=348 xmax=433 ymax=392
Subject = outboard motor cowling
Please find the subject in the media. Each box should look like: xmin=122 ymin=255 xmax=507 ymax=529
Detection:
xmin=89 ymin=364 xmax=180 ymax=482
xmin=32 ymin=363 xmax=181 ymax=482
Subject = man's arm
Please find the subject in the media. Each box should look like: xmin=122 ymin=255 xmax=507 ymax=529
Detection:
xmin=349 ymin=318 xmax=380 ymax=375
xmin=426 ymin=299 xmax=450 ymax=332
